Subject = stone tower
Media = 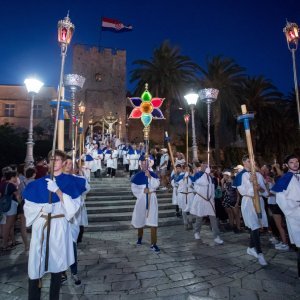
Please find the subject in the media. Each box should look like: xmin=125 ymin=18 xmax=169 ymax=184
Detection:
xmin=72 ymin=44 xmax=126 ymax=139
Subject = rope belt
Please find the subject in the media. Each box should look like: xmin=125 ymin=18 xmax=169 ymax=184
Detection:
xmin=38 ymin=214 xmax=65 ymax=287
xmin=180 ymin=191 xmax=194 ymax=204
xmin=195 ymin=192 xmax=216 ymax=214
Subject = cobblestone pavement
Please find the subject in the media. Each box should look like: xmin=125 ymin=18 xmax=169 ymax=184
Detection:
xmin=0 ymin=224 xmax=300 ymax=300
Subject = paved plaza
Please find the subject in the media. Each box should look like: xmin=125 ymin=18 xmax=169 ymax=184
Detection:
xmin=0 ymin=224 xmax=300 ymax=300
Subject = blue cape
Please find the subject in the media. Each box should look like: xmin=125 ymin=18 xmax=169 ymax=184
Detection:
xmin=131 ymin=170 xmax=158 ymax=185
xmin=104 ymin=149 xmax=112 ymax=154
xmin=271 ymin=172 xmax=294 ymax=193
xmin=85 ymin=154 xmax=93 ymax=161
xmin=232 ymin=169 xmax=247 ymax=188
xmin=139 ymin=154 xmax=154 ymax=161
xmin=23 ymin=173 xmax=86 ymax=204
xmin=97 ymin=149 xmax=103 ymax=154
xmin=128 ymin=149 xmax=141 ymax=155
xmin=193 ymin=171 xmax=205 ymax=182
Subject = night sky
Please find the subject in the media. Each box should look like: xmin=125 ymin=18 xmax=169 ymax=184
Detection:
xmin=1 ymin=0 xmax=300 ymax=95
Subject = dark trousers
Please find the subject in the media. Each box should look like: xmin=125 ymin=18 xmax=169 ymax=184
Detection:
xmin=70 ymin=242 xmax=77 ymax=275
xmin=77 ymin=226 xmax=84 ymax=243
xmin=124 ymin=164 xmax=129 ymax=172
xmin=249 ymin=228 xmax=262 ymax=254
xmin=107 ymin=168 xmax=116 ymax=177
xmin=28 ymin=272 xmax=61 ymax=300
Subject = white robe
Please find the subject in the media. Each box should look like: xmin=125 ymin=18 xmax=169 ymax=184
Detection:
xmin=178 ymin=173 xmax=194 ymax=212
xmin=106 ymin=150 xmax=118 ymax=169
xmin=128 ymin=151 xmax=140 ymax=171
xmin=237 ymin=171 xmax=268 ymax=230
xmin=190 ymin=173 xmax=215 ymax=217
xmin=91 ymin=149 xmax=103 ymax=171
xmin=170 ymin=171 xmax=184 ymax=205
xmin=275 ymin=176 xmax=300 ymax=247
xmin=70 ymin=176 xmax=91 ymax=240
xmin=122 ymin=149 xmax=129 ymax=165
xmin=131 ymin=176 xmax=160 ymax=228
xmin=24 ymin=195 xmax=81 ymax=279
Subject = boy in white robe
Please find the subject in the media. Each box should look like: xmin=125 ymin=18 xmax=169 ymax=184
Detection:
xmin=127 ymin=144 xmax=141 ymax=177
xmin=170 ymin=164 xmax=184 ymax=217
xmin=190 ymin=162 xmax=224 ymax=245
xmin=272 ymin=154 xmax=300 ymax=278
xmin=23 ymin=150 xmax=85 ymax=300
xmin=233 ymin=155 xmax=268 ymax=266
xmin=131 ymin=159 xmax=160 ymax=252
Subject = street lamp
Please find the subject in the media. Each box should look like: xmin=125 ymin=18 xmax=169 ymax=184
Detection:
xmin=24 ymin=78 xmax=44 ymax=168
xmin=184 ymin=92 xmax=199 ymax=162
xmin=199 ymin=88 xmax=219 ymax=167
xmin=78 ymin=101 xmax=86 ymax=167
xmin=283 ymin=21 xmax=300 ymax=129
xmin=183 ymin=113 xmax=190 ymax=163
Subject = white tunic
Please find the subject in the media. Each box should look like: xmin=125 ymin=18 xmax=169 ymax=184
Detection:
xmin=131 ymin=176 xmax=160 ymax=228
xmin=128 ymin=151 xmax=140 ymax=171
xmin=275 ymin=175 xmax=300 ymax=247
xmin=178 ymin=173 xmax=194 ymax=212
xmin=91 ymin=149 xmax=103 ymax=171
xmin=122 ymin=148 xmax=129 ymax=165
xmin=106 ymin=149 xmax=118 ymax=169
xmin=24 ymin=195 xmax=81 ymax=279
xmin=70 ymin=176 xmax=91 ymax=240
xmin=237 ymin=171 xmax=268 ymax=230
xmin=190 ymin=172 xmax=215 ymax=217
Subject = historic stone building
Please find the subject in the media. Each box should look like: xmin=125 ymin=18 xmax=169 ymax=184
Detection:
xmin=72 ymin=44 xmax=127 ymax=139
xmin=0 ymin=85 xmax=56 ymax=132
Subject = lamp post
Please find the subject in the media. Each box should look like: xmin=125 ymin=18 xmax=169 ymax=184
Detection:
xmin=24 ymin=78 xmax=44 ymax=168
xmin=184 ymin=92 xmax=199 ymax=162
xmin=51 ymin=13 xmax=74 ymax=153
xmin=283 ymin=21 xmax=300 ymax=129
xmin=199 ymin=88 xmax=219 ymax=167
xmin=183 ymin=113 xmax=190 ymax=164
xmin=78 ymin=101 xmax=86 ymax=167
xmin=64 ymin=74 xmax=85 ymax=167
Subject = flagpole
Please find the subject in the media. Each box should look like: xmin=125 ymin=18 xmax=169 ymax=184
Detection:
xmin=98 ymin=17 xmax=103 ymax=51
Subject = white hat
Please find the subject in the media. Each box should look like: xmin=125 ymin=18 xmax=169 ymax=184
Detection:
xmin=234 ymin=164 xmax=243 ymax=171
xmin=222 ymin=171 xmax=231 ymax=176
xmin=161 ymin=148 xmax=168 ymax=152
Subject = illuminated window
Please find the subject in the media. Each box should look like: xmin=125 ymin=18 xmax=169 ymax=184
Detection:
xmin=33 ymin=104 xmax=43 ymax=118
xmin=4 ymin=104 xmax=15 ymax=117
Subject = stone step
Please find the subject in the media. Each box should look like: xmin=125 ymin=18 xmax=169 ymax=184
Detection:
xmin=87 ymin=191 xmax=172 ymax=197
xmin=86 ymin=203 xmax=174 ymax=214
xmin=87 ymin=209 xmax=177 ymax=222
xmin=85 ymin=198 xmax=172 ymax=207
xmin=85 ymin=217 xmax=182 ymax=232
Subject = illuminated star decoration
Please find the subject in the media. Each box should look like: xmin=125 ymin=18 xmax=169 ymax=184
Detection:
xmin=128 ymin=83 xmax=165 ymax=127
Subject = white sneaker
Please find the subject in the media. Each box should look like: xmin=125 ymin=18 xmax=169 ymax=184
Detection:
xmin=269 ymin=236 xmax=279 ymax=245
xmin=214 ymin=236 xmax=224 ymax=245
xmin=257 ymin=253 xmax=268 ymax=266
xmin=194 ymin=232 xmax=201 ymax=240
xmin=161 ymin=187 xmax=167 ymax=191
xmin=275 ymin=242 xmax=289 ymax=251
xmin=247 ymin=247 xmax=258 ymax=258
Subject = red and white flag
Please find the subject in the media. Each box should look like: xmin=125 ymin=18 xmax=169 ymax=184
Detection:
xmin=101 ymin=17 xmax=133 ymax=32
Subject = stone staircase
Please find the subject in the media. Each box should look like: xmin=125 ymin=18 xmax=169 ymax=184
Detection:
xmin=85 ymin=173 xmax=182 ymax=231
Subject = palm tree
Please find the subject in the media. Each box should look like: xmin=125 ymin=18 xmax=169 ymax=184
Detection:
xmin=240 ymin=76 xmax=289 ymax=160
xmin=199 ymin=56 xmax=246 ymax=164
xmin=130 ymin=40 xmax=200 ymax=129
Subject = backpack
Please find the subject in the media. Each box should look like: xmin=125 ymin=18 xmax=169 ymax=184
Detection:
xmin=0 ymin=183 xmax=12 ymax=213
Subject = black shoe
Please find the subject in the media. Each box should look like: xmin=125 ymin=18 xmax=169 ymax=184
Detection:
xmin=71 ymin=274 xmax=81 ymax=286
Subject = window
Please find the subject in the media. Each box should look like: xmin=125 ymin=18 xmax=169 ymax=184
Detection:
xmin=33 ymin=104 xmax=43 ymax=118
xmin=4 ymin=104 xmax=15 ymax=117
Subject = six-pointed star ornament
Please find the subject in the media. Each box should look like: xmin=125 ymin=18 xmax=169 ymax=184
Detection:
xmin=128 ymin=84 xmax=165 ymax=127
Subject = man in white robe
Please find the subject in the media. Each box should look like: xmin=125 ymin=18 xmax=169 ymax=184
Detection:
xmin=131 ymin=159 xmax=160 ymax=252
xmin=272 ymin=154 xmax=300 ymax=278
xmin=127 ymin=144 xmax=141 ymax=177
xmin=190 ymin=162 xmax=224 ymax=245
xmin=23 ymin=150 xmax=85 ymax=300
xmin=233 ymin=155 xmax=268 ymax=266
xmin=170 ymin=164 xmax=184 ymax=217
